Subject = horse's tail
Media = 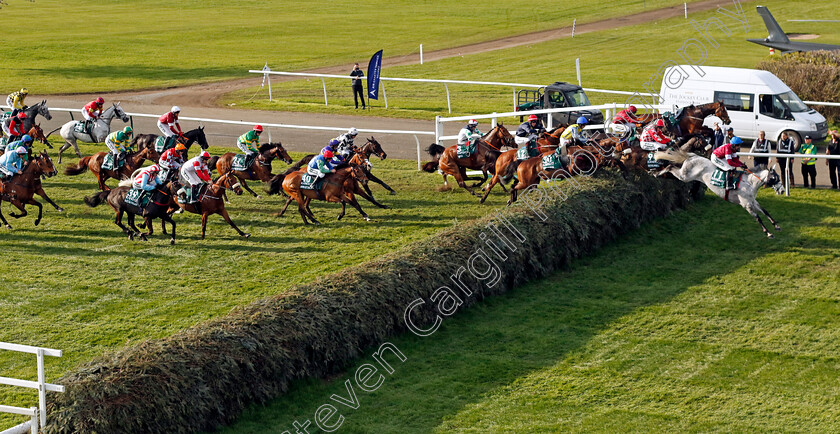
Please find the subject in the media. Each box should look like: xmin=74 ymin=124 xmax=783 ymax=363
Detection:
xmin=46 ymin=126 xmax=61 ymax=138
xmin=207 ymin=156 xmax=219 ymax=172
xmin=63 ymin=156 xmax=91 ymax=176
xmin=654 ymin=149 xmax=690 ymax=164
xmin=84 ymin=190 xmax=110 ymax=208
xmin=422 ymin=143 xmax=446 ymax=173
xmin=502 ymin=159 xmax=522 ymax=183
xmin=267 ymin=174 xmax=285 ymax=195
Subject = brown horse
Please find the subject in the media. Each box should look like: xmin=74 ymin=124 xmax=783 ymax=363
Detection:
xmin=479 ymin=126 xmax=566 ymax=203
xmin=676 ymin=101 xmax=731 ymax=139
xmin=0 ymin=151 xmax=62 ymax=228
xmin=349 ymin=136 xmax=396 ymax=196
xmin=208 ymin=142 xmax=293 ymax=198
xmin=63 ymin=146 xmax=159 ymax=190
xmin=131 ymin=127 xmax=209 ymax=154
xmin=507 ymin=145 xmax=621 ymax=205
xmin=84 ymin=181 xmax=178 ymax=243
xmin=170 ymin=172 xmax=250 ymax=239
xmin=279 ymin=163 xmax=370 ymax=224
xmin=0 ymin=125 xmax=50 ymax=156
xmin=422 ymin=123 xmax=515 ymax=196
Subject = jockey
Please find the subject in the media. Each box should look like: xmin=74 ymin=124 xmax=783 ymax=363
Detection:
xmin=6 ymin=88 xmax=28 ymax=116
xmin=6 ymin=135 xmax=33 ymax=155
xmin=236 ymin=125 xmax=263 ymax=165
xmin=306 ymin=149 xmax=335 ymax=179
xmin=0 ymin=147 xmax=28 ymax=181
xmin=179 ymin=150 xmax=212 ymax=203
xmin=132 ymin=164 xmax=163 ymax=192
xmin=711 ymin=136 xmax=745 ymax=172
xmin=515 ymin=114 xmax=546 ymax=157
xmin=159 ymin=142 xmax=187 ymax=182
xmin=7 ymin=113 xmax=27 ymax=142
xmin=457 ymin=119 xmax=482 ymax=147
xmin=322 ymin=139 xmax=348 ymax=166
xmin=157 ymin=106 xmax=184 ymax=149
xmin=82 ymin=97 xmax=105 ymax=127
xmin=640 ymin=119 xmax=672 ymax=151
xmin=104 ymin=126 xmax=133 ymax=167
xmin=611 ymin=105 xmax=639 ymax=138
xmin=559 ymin=116 xmax=588 ymax=155
xmin=333 ymin=127 xmax=359 ymax=159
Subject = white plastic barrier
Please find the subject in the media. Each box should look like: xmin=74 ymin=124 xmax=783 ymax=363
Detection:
xmin=0 ymin=342 xmax=64 ymax=434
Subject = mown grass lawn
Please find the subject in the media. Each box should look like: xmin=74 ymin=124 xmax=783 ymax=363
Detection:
xmin=0 ymin=139 xmax=511 ymax=427
xmin=220 ymin=187 xmax=840 ymax=433
xmin=227 ymin=0 xmax=840 ymax=122
xmin=0 ymin=0 xmax=695 ymax=94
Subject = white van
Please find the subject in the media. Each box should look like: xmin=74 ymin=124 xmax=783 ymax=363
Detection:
xmin=659 ymin=65 xmax=828 ymax=145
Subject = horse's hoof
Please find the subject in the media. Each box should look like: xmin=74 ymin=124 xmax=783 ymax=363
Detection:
xmin=140 ymin=235 xmax=148 ymax=241
xmin=382 ymin=205 xmax=391 ymax=209
xmin=364 ymin=216 xmax=371 ymax=221
xmin=389 ymin=190 xmax=397 ymax=195
xmin=242 ymin=233 xmax=251 ymax=238
xmin=767 ymin=233 xmax=775 ymax=239
xmin=337 ymin=215 xmax=344 ymax=220
xmin=34 ymin=220 xmax=40 ymax=226
xmin=774 ymin=225 xmax=782 ymax=231
xmin=255 ymin=195 xmax=262 ymax=200
xmin=57 ymin=208 xmax=65 ymax=212
xmin=128 ymin=233 xmax=134 ymax=240
xmin=5 ymin=224 xmax=11 ymax=230
xmin=170 ymin=239 xmax=175 ymax=245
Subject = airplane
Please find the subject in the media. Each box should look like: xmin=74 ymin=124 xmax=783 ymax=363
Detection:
xmin=747 ymin=6 xmax=840 ymax=53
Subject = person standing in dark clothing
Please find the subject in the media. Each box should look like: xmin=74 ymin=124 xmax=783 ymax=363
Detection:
xmin=713 ymin=122 xmax=724 ymax=149
xmin=827 ymin=130 xmax=840 ymax=189
xmin=749 ymin=130 xmax=771 ymax=169
xmin=776 ymin=131 xmax=796 ymax=188
xmin=350 ymin=63 xmax=366 ymax=109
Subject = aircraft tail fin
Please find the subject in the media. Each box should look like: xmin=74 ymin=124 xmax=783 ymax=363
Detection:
xmin=757 ymin=6 xmax=790 ymax=43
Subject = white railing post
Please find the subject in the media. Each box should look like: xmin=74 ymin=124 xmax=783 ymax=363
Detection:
xmin=36 ymin=348 xmax=46 ymax=429
xmin=547 ymin=113 xmax=553 ymax=130
xmin=321 ymin=78 xmax=328 ymax=106
xmin=444 ymin=83 xmax=451 ymax=114
xmin=420 ymin=44 xmax=423 ymax=64
xmin=435 ymin=115 xmax=442 ymax=144
xmin=267 ymin=74 xmax=272 ymax=102
xmin=414 ymin=135 xmax=421 ymax=171
xmin=491 ymin=113 xmax=497 ymax=128
xmin=381 ymin=81 xmax=388 ymax=109
xmin=512 ymin=87 xmax=516 ymax=110
xmin=30 ymin=407 xmax=38 ymax=434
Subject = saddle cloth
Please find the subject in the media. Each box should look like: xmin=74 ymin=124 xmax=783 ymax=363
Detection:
xmin=300 ymin=173 xmax=324 ymax=190
xmin=541 ymin=153 xmax=564 ymax=170
xmin=456 ymin=142 xmax=477 ymax=159
xmin=125 ymin=188 xmax=152 ymax=208
xmin=710 ymin=168 xmax=742 ymax=190
xmin=231 ymin=154 xmax=254 ymax=171
xmin=102 ymin=153 xmax=124 ymax=171
xmin=154 ymin=136 xmax=170 ymax=153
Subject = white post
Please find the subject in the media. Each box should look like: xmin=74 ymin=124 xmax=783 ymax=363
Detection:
xmin=512 ymin=87 xmax=516 ymax=110
xmin=785 ymin=160 xmax=790 ymax=196
xmin=321 ymin=78 xmax=328 ymax=106
xmin=444 ymin=83 xmax=451 ymax=114
xmin=381 ymin=81 xmax=388 ymax=109
xmin=267 ymin=74 xmax=273 ymax=102
xmin=572 ymin=19 xmax=576 ymax=37
xmin=491 ymin=113 xmax=497 ymax=127
xmin=36 ymin=348 xmax=46 ymax=429
xmin=415 ymin=135 xmax=421 ymax=170
xmin=435 ymin=115 xmax=442 ymax=144
xmin=576 ymin=58 xmax=581 ymax=87
xmin=420 ymin=44 xmax=423 ymax=64
xmin=547 ymin=113 xmax=553 ymax=130
xmin=685 ymin=2 xmax=688 ymax=18
xmin=30 ymin=407 xmax=38 ymax=434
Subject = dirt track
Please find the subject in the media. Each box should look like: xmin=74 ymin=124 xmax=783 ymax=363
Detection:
xmin=40 ymin=0 xmax=762 ymax=162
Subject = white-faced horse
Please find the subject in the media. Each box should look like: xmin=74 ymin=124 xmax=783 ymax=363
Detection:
xmin=57 ymin=103 xmax=129 ymax=163
xmin=655 ymin=149 xmax=785 ymax=238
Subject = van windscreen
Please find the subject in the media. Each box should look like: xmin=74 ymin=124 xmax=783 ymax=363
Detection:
xmin=777 ymin=91 xmax=809 ymax=112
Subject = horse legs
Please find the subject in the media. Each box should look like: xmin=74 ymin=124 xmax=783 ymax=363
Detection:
xmin=352 ymin=182 xmax=389 ymax=209
xmin=480 ymin=174 xmax=500 ymax=204
xmin=236 ymin=177 xmax=261 ymax=199
xmin=8 ymin=200 xmax=28 ymax=219
xmin=337 ymin=201 xmax=346 ymax=220
xmin=345 ymin=196 xmax=370 ymax=221
xmin=58 ymin=141 xmax=71 ymax=163
xmin=218 ymin=207 xmax=249 ymax=238
xmin=27 ymin=199 xmax=43 ymax=226
xmin=468 ymin=169 xmax=489 ymax=188
xmin=162 ymin=216 xmax=176 ymax=244
xmin=508 ymin=180 xmax=519 ymax=206
xmin=303 ymin=197 xmax=321 ymax=225
xmin=139 ymin=216 xmax=155 ymax=241
xmin=114 ymin=210 xmax=133 ymax=237
xmin=278 ymin=196 xmax=294 ymax=217
xmin=35 ymin=186 xmax=64 ymax=212
xmin=0 ymin=203 xmax=11 ymax=229
xmin=745 ymin=203 xmax=774 ymax=238
xmin=363 ymin=168 xmax=396 ymax=195
xmin=759 ymin=204 xmax=781 ymax=231
xmin=452 ymin=170 xmax=478 ymax=197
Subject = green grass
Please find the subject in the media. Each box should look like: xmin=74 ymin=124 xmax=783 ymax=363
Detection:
xmin=220 ymin=187 xmax=840 ymax=433
xmin=0 ymin=139 xmax=510 ymax=427
xmin=0 ymin=0 xmax=695 ymax=94
xmin=227 ymin=0 xmax=840 ymax=122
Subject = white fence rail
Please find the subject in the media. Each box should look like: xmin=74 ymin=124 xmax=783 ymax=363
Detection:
xmin=0 ymin=342 xmax=64 ymax=434
xmin=248 ymin=69 xmax=840 ymax=112
xmin=740 ymin=152 xmax=840 ymax=196
xmin=4 ymin=106 xmax=436 ymax=170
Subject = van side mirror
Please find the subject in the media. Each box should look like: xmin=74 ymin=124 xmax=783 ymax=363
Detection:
xmin=784 ymin=108 xmax=793 ymax=120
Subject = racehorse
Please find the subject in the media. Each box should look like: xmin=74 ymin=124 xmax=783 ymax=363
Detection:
xmin=675 ymin=101 xmax=731 ymax=139
xmin=0 ymin=150 xmax=62 ymax=229
xmin=169 ymin=172 xmax=249 ymax=239
xmin=208 ymin=142 xmax=292 ymax=198
xmin=349 ymin=137 xmax=396 ymax=197
xmin=655 ymin=149 xmax=784 ymax=238
xmin=132 ymin=126 xmax=209 ymax=153
xmin=422 ymin=123 xmax=515 ymax=196
xmin=63 ymin=146 xmax=159 ymax=190
xmin=2 ymin=101 xmax=52 ymax=136
xmin=57 ymin=103 xmax=130 ymax=163
xmin=278 ymin=163 xmax=371 ymax=224
xmin=84 ymin=181 xmax=178 ymax=244
xmin=0 ymin=125 xmax=49 ymax=156
xmin=479 ymin=126 xmax=566 ymax=203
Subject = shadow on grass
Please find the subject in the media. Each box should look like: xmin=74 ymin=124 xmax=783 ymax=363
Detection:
xmin=216 ymin=193 xmax=840 ymax=433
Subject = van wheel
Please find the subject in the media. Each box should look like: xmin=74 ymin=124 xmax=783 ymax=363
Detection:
xmin=782 ymin=130 xmax=801 ymax=147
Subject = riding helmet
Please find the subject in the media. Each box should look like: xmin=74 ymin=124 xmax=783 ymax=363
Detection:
xmin=577 ymin=116 xmax=588 ymax=125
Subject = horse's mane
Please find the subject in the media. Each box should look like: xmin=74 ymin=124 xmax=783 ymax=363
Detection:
xmin=258 ymin=143 xmax=277 ymax=153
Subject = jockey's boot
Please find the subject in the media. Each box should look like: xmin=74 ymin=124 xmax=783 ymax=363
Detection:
xmin=191 ymin=184 xmax=202 ymax=204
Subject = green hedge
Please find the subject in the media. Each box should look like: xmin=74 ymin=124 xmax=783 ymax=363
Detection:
xmin=45 ymin=171 xmax=696 ymax=433
xmin=757 ymin=50 xmax=840 ymax=123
